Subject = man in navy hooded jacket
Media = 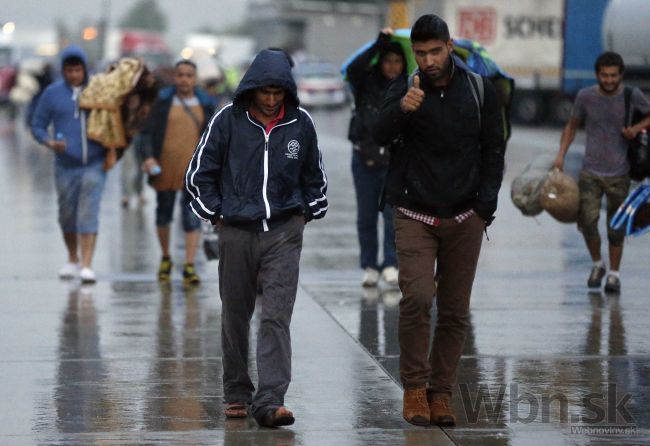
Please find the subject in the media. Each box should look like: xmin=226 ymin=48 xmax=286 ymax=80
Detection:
xmin=185 ymin=49 xmax=327 ymax=427
xmin=32 ymin=45 xmax=106 ymax=284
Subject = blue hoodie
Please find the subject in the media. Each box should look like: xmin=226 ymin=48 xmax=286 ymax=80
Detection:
xmin=31 ymin=45 xmax=105 ymax=167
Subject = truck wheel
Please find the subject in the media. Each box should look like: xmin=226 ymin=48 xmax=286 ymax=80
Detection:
xmin=548 ymin=97 xmax=573 ymax=126
xmin=511 ymin=92 xmax=545 ymax=125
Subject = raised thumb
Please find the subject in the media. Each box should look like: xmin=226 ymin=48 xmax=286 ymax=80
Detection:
xmin=413 ymin=74 xmax=421 ymax=90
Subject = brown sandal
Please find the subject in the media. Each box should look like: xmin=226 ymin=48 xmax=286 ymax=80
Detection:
xmin=224 ymin=402 xmax=248 ymax=418
xmin=258 ymin=406 xmax=295 ymax=428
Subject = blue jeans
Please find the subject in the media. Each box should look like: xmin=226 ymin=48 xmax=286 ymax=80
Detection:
xmin=155 ymin=189 xmax=201 ymax=232
xmin=54 ymin=160 xmax=107 ymax=234
xmin=351 ymin=150 xmax=397 ymax=270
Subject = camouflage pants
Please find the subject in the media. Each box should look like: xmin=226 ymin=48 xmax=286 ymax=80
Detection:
xmin=577 ymin=171 xmax=630 ymax=246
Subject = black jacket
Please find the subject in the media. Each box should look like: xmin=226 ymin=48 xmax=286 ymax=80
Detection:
xmin=373 ymin=57 xmax=505 ymax=223
xmin=184 ymin=50 xmax=328 ymax=232
xmin=347 ymin=35 xmax=406 ymax=146
xmin=139 ymin=85 xmax=216 ymax=160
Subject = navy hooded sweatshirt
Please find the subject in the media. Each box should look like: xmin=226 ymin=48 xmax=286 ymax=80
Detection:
xmin=31 ymin=45 xmax=105 ymax=167
xmin=184 ymin=49 xmax=328 ymax=232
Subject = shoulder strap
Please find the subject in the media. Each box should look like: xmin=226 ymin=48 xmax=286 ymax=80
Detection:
xmin=178 ymin=96 xmax=204 ymax=132
xmin=624 ymin=86 xmax=632 ymax=127
xmin=468 ymin=71 xmax=484 ymax=107
xmin=466 ymin=71 xmax=484 ymax=128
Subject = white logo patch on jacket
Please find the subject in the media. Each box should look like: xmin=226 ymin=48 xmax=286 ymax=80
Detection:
xmin=286 ymin=140 xmax=300 ymax=159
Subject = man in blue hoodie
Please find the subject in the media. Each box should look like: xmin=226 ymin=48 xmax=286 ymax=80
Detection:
xmin=185 ymin=49 xmax=327 ymax=427
xmin=32 ymin=45 xmax=107 ymax=284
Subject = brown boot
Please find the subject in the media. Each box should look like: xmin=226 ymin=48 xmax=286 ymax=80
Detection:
xmin=428 ymin=392 xmax=456 ymax=426
xmin=403 ymin=388 xmax=430 ymax=426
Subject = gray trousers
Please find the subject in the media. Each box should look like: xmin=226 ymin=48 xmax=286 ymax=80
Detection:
xmin=218 ymin=216 xmax=304 ymax=420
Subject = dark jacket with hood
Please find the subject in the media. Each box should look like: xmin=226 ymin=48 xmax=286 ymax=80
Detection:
xmin=184 ymin=49 xmax=328 ymax=232
xmin=139 ymin=85 xmax=216 ymax=160
xmin=347 ymin=34 xmax=407 ymax=149
xmin=31 ymin=45 xmax=105 ymax=167
xmin=373 ymin=55 xmax=505 ymax=224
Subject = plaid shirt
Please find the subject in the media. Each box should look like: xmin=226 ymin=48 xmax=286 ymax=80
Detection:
xmin=397 ymin=207 xmax=475 ymax=227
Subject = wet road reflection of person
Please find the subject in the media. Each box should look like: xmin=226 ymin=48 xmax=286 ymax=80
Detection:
xmin=144 ymin=285 xmax=220 ymax=430
xmin=223 ymin=418 xmax=296 ymax=446
xmin=54 ymin=285 xmax=114 ymax=432
xmin=580 ymin=291 xmax=644 ymax=428
xmin=358 ymin=287 xmax=401 ymax=362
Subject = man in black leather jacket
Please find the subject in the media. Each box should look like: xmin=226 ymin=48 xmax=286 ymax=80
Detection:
xmin=374 ymin=14 xmax=505 ymax=427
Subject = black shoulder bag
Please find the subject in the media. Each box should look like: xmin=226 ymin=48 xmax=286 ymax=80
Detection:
xmin=624 ymin=87 xmax=650 ymax=181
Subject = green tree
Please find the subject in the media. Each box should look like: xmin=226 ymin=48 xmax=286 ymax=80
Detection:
xmin=119 ymin=0 xmax=167 ymax=32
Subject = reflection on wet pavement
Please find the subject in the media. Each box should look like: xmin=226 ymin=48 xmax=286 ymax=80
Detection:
xmin=2 ymin=113 xmax=650 ymax=445
xmin=299 ymin=113 xmax=650 ymax=445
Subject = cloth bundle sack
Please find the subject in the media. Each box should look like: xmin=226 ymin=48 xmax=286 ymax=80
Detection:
xmin=539 ymin=168 xmax=580 ymax=223
xmin=79 ymin=58 xmax=145 ymax=150
xmin=511 ymin=154 xmax=555 ymax=216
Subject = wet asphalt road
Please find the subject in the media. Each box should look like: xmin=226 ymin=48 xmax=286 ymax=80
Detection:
xmin=1 ymin=108 xmax=649 ymax=445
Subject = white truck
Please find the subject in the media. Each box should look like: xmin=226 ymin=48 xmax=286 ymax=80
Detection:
xmin=441 ymin=0 xmax=565 ymax=125
xmin=438 ymin=0 xmax=650 ymax=125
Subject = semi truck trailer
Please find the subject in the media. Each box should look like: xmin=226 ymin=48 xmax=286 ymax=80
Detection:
xmin=438 ymin=0 xmax=650 ymax=125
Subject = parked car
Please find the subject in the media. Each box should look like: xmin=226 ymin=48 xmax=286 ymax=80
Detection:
xmin=294 ymin=61 xmax=348 ymax=108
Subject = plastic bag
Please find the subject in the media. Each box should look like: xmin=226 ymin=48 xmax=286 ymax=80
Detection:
xmin=539 ymin=168 xmax=580 ymax=223
xmin=610 ymin=185 xmax=650 ymax=236
xmin=511 ymin=154 xmax=555 ymax=216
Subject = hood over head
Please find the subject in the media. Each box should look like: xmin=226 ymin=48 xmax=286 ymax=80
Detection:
xmin=376 ymin=40 xmax=408 ymax=77
xmin=379 ymin=41 xmax=406 ymax=63
xmin=233 ymin=49 xmax=299 ymax=108
xmin=59 ymin=44 xmax=89 ymax=85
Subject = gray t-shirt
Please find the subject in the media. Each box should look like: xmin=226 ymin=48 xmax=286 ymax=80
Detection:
xmin=572 ymin=85 xmax=650 ymax=177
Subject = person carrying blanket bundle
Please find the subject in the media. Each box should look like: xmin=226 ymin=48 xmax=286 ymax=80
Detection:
xmin=79 ymin=57 xmax=157 ymax=170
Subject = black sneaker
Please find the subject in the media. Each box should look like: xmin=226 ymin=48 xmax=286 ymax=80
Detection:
xmin=604 ymin=275 xmax=621 ymax=294
xmin=183 ymin=263 xmax=201 ymax=286
xmin=587 ymin=264 xmax=606 ymax=288
xmin=158 ymin=257 xmax=173 ymax=282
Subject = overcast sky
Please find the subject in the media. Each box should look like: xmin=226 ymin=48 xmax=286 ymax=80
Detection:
xmin=2 ymin=0 xmax=248 ymax=51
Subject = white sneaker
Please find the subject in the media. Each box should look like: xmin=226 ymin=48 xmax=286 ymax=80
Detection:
xmin=381 ymin=266 xmax=399 ymax=287
xmin=79 ymin=267 xmax=96 ymax=284
xmin=361 ymin=268 xmax=380 ymax=287
xmin=362 ymin=287 xmax=380 ymax=303
xmin=382 ymin=289 xmax=401 ymax=308
xmin=59 ymin=262 xmax=79 ymax=280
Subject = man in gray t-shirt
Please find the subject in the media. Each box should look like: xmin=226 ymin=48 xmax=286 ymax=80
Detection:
xmin=554 ymin=52 xmax=650 ymax=293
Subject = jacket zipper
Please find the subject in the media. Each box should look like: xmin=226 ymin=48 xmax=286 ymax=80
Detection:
xmin=72 ymin=87 xmax=88 ymax=165
xmin=246 ymin=112 xmax=298 ymax=231
xmin=80 ymin=111 xmax=88 ymax=165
